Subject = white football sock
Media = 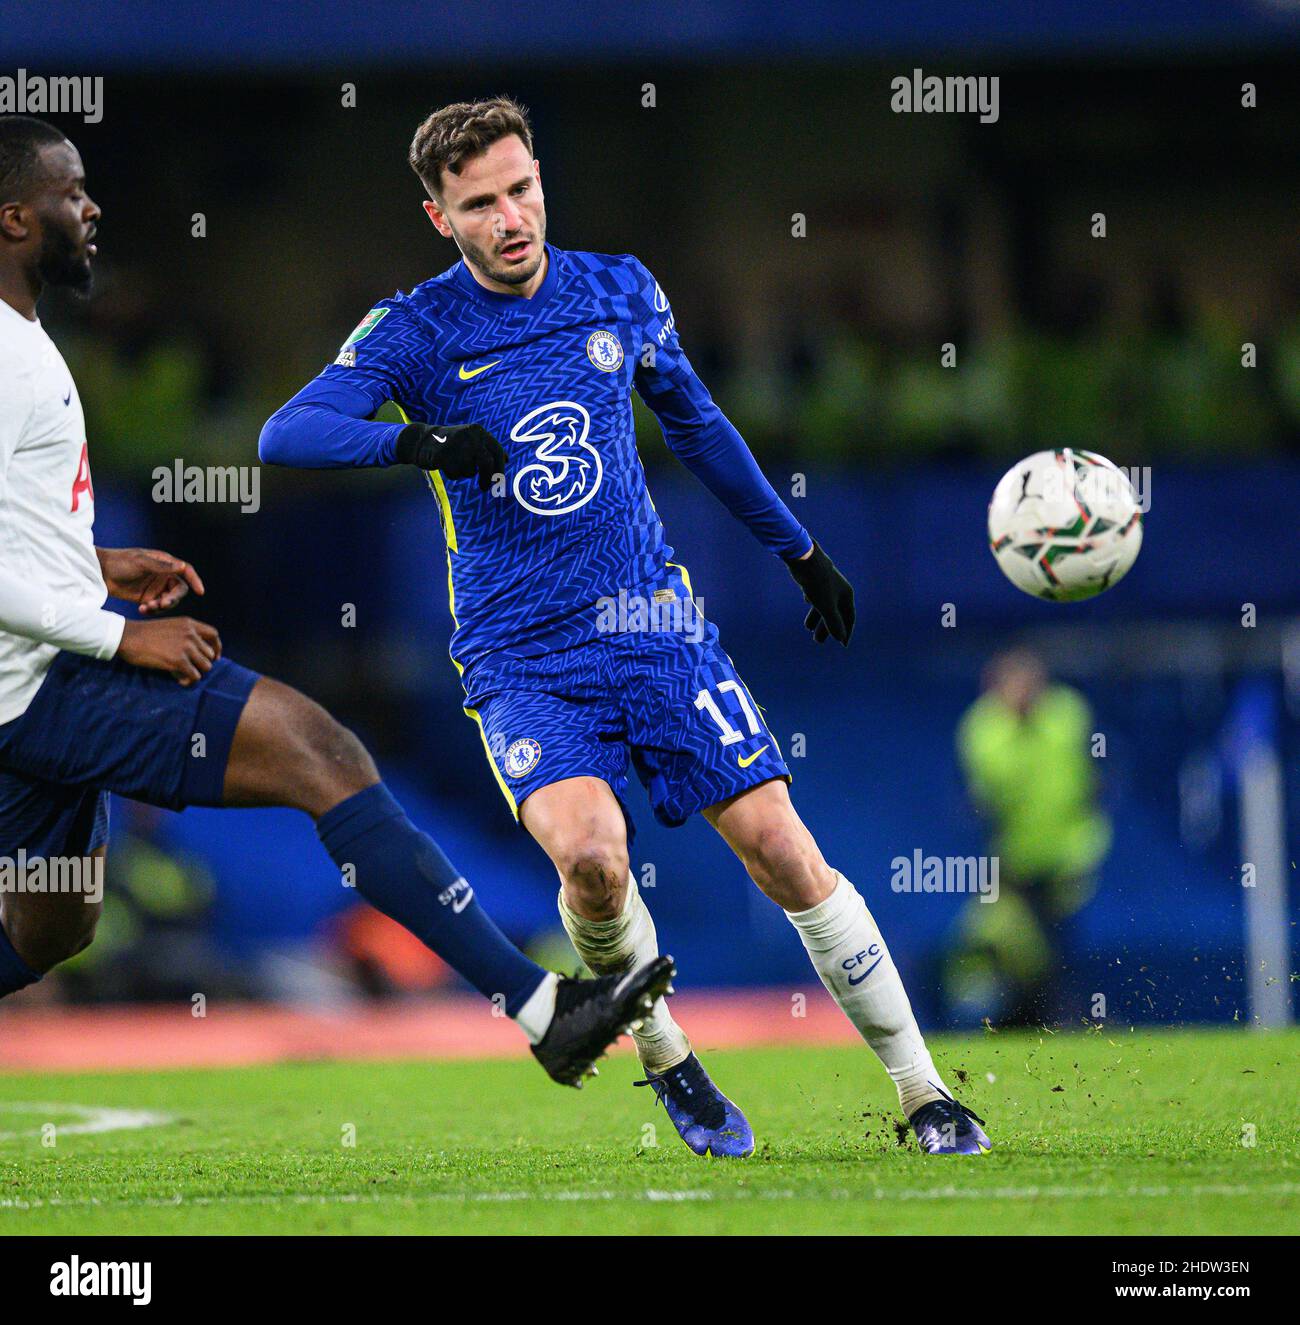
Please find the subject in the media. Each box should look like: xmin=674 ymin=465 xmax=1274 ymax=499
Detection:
xmin=787 ymin=871 xmax=947 ymax=1116
xmin=514 ymin=971 xmax=559 ymax=1045
xmin=558 ymin=875 xmax=691 ymax=1074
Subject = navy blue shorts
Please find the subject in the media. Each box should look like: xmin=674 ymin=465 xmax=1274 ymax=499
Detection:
xmin=0 ymin=650 xmax=260 ymax=859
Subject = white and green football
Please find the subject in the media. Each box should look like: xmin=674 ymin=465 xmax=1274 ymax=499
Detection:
xmin=988 ymin=448 xmax=1143 ymax=601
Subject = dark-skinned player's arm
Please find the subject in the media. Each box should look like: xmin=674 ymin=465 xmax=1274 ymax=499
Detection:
xmin=0 ymin=546 xmax=219 ymax=688
xmin=629 ymin=259 xmax=854 ymax=646
xmin=95 ymin=547 xmax=222 ymax=686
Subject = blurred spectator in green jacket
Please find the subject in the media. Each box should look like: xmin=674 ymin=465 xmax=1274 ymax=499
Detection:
xmin=949 ymin=648 xmax=1111 ymax=1026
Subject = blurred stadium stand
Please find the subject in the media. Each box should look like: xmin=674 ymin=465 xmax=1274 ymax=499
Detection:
xmin=1 ymin=2 xmax=1295 ymax=1026
xmin=17 ymin=0 xmax=1300 ymax=62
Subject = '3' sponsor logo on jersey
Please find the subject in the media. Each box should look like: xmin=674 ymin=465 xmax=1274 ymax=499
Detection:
xmin=842 ymin=943 xmax=884 ymax=987
xmin=510 ymin=400 xmax=603 ymax=517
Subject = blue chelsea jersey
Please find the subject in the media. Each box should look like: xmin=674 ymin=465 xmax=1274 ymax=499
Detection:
xmin=321 ymin=245 xmax=697 ymax=673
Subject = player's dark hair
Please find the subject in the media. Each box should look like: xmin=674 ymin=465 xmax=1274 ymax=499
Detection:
xmin=0 ymin=116 xmax=69 ymax=205
xmin=408 ymin=96 xmax=534 ymax=200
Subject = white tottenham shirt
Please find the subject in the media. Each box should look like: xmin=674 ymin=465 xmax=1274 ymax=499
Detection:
xmin=0 ymin=297 xmax=123 ymax=725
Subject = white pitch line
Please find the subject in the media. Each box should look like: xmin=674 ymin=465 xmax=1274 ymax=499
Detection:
xmin=1 ymin=1181 xmax=1297 ymax=1213
xmin=0 ymin=1102 xmax=174 ymax=1141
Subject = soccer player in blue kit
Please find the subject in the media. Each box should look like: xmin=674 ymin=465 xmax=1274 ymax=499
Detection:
xmin=0 ymin=115 xmax=672 ymax=1090
xmin=262 ymin=97 xmax=991 ymax=1157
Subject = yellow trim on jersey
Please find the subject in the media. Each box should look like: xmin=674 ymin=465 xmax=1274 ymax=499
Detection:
xmin=666 ymin=559 xmax=694 ymax=599
xmin=393 ymin=403 xmax=460 ymax=554
xmin=647 ymin=488 xmax=695 ymax=599
xmin=738 ymin=670 xmax=783 ymax=763
xmin=429 ymin=469 xmax=459 ymax=554
xmin=392 ymin=401 xmax=516 ymax=817
xmin=466 ymin=704 xmax=519 ymax=816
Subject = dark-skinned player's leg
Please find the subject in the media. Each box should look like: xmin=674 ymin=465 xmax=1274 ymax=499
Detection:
xmin=0 ymin=844 xmax=104 ymax=979
xmin=221 ymin=675 xmax=547 ymax=1014
xmin=219 ymin=677 xmax=673 ymax=1085
xmin=0 ymin=657 xmax=672 ymax=1085
xmin=0 ymin=772 xmax=110 ymax=997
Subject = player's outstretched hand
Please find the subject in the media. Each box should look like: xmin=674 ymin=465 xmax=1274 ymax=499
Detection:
xmin=96 ymin=546 xmax=204 ymax=614
xmin=117 ymin=617 xmax=222 ymax=686
xmin=786 ymin=541 xmax=855 ymax=646
xmin=395 ymin=422 xmax=505 ymax=493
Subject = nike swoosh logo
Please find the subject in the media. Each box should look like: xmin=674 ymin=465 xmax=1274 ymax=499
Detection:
xmin=452 ymin=886 xmax=473 ymax=913
xmin=62 ymin=390 xmax=72 ymax=406
xmin=847 ymin=953 xmax=885 ymax=986
xmin=737 ymin=744 xmax=769 ymax=768
xmin=458 ymin=360 xmax=501 ymax=381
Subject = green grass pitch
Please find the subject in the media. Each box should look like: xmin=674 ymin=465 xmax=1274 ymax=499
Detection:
xmin=1 ymin=1027 xmax=1296 ymax=1235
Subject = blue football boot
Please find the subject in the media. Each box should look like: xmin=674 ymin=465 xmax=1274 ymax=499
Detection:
xmin=635 ymin=1052 xmax=755 ymax=1157
xmin=908 ymin=1087 xmax=992 ymax=1155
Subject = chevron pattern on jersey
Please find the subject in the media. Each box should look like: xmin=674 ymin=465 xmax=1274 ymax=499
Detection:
xmin=322 ymin=246 xmax=681 ymax=670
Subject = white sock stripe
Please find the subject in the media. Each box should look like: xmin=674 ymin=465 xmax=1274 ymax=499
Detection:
xmin=513 ymin=971 xmax=559 ymax=1045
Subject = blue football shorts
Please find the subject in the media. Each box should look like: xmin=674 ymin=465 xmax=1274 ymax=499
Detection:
xmin=463 ymin=615 xmax=790 ymax=839
xmin=0 ymin=650 xmax=260 ymax=859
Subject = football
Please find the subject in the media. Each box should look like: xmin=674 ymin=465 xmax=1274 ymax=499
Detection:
xmin=988 ymin=448 xmax=1144 ymax=601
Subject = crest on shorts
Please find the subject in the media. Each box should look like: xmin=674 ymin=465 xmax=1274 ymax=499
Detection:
xmin=504 ymin=738 xmax=541 ymax=778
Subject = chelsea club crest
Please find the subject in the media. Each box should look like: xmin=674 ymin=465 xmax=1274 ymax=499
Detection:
xmin=504 ymin=738 xmax=542 ymax=778
xmin=586 ymin=329 xmax=624 ymax=373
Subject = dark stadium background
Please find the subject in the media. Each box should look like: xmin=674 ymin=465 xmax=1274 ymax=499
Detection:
xmin=2 ymin=1 xmax=1297 ymax=1027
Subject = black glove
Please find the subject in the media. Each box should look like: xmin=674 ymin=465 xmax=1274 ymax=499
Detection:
xmin=786 ymin=540 xmax=855 ymax=645
xmin=395 ymin=422 xmax=505 ymax=493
